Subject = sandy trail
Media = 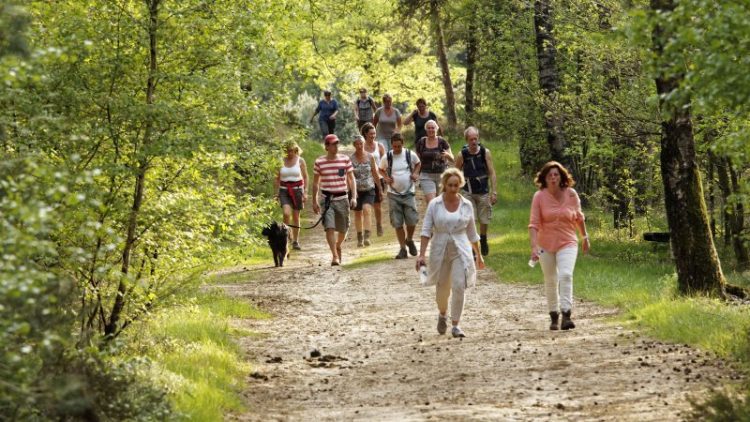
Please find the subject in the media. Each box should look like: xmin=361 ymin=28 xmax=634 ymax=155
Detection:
xmin=221 ymin=220 xmax=744 ymax=421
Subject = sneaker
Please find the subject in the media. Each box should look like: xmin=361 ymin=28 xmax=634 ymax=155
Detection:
xmin=480 ymin=236 xmax=489 ymax=256
xmin=451 ymin=326 xmax=466 ymax=338
xmin=395 ymin=248 xmax=408 ymax=259
xmin=292 ymin=241 xmax=301 ymax=250
xmin=406 ymin=239 xmax=418 ymax=256
xmin=437 ymin=315 xmax=448 ymax=335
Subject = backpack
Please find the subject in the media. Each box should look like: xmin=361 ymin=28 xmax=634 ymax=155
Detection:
xmin=386 ymin=148 xmax=413 ymax=177
xmin=461 ymin=144 xmax=489 ymax=194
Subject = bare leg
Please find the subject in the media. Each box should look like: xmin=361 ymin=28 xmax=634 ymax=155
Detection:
xmin=395 ymin=226 xmax=406 ymax=248
xmin=362 ymin=204 xmax=372 ymax=231
xmin=326 ymin=229 xmax=338 ymax=263
xmin=354 ymin=210 xmax=364 ymax=233
xmin=282 ymin=204 xmax=293 ymax=241
xmin=292 ymin=209 xmax=301 ymax=242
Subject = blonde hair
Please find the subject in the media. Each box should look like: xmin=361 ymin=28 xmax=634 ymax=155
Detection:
xmin=439 ymin=168 xmax=466 ymax=193
xmin=282 ymin=139 xmax=302 ymax=156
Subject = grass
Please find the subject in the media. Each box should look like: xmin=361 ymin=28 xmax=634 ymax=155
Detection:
xmin=480 ymin=137 xmax=750 ymax=364
xmin=127 ymin=286 xmax=269 ymax=421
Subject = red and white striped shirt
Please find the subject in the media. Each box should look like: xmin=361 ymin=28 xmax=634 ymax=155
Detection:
xmin=314 ymin=154 xmax=354 ymax=194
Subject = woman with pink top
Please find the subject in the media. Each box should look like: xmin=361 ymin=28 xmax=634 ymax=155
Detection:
xmin=528 ymin=161 xmax=590 ymax=330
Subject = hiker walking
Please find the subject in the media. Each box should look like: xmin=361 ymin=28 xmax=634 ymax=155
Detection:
xmin=312 ymin=134 xmax=358 ymax=266
xmin=415 ymin=119 xmax=453 ymax=205
xmin=373 ymin=93 xmax=402 ymax=151
xmin=416 ymin=168 xmax=485 ymax=338
xmin=361 ymin=122 xmax=386 ymax=237
xmin=379 ymin=133 xmax=421 ymax=259
xmin=353 ymin=87 xmax=377 ymax=131
xmin=402 ymin=98 xmax=438 ymax=144
xmin=528 ymin=161 xmax=590 ymax=330
xmin=274 ymin=140 xmax=308 ymax=250
xmin=454 ymin=126 xmax=497 ymax=256
xmin=310 ymin=90 xmax=339 ymax=138
xmin=350 ymin=135 xmax=381 ymax=247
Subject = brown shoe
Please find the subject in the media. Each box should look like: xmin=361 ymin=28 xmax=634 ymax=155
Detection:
xmin=561 ymin=310 xmax=575 ymax=330
xmin=549 ymin=311 xmax=559 ymax=331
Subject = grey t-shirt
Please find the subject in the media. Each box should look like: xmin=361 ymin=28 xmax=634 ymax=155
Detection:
xmin=375 ymin=107 xmax=402 ymax=144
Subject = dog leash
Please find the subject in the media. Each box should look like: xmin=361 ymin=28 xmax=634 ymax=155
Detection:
xmin=286 ymin=194 xmax=332 ymax=230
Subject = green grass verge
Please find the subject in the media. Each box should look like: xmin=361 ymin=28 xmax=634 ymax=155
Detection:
xmin=128 ymin=286 xmax=268 ymax=420
xmin=482 ymin=137 xmax=750 ymax=363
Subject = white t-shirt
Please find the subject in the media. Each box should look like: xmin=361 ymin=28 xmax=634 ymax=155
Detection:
xmin=380 ymin=150 xmax=420 ymax=195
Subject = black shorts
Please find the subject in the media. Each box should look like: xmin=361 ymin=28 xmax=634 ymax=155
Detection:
xmin=354 ymin=188 xmax=376 ymax=211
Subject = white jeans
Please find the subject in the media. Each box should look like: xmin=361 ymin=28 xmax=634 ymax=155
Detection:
xmin=436 ymin=240 xmax=466 ymax=322
xmin=539 ymin=246 xmax=578 ymax=313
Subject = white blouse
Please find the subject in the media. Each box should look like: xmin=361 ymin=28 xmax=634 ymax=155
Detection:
xmin=420 ymin=194 xmax=481 ymax=288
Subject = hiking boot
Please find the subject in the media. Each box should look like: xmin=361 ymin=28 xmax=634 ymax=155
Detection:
xmin=451 ymin=326 xmax=466 ymax=338
xmin=292 ymin=241 xmax=301 ymax=250
xmin=364 ymin=230 xmax=371 ymax=246
xmin=406 ymin=239 xmax=418 ymax=256
xmin=437 ymin=315 xmax=448 ymax=335
xmin=549 ymin=311 xmax=560 ymax=331
xmin=480 ymin=235 xmax=489 ymax=256
xmin=561 ymin=310 xmax=576 ymax=330
xmin=395 ymin=248 xmax=408 ymax=259
xmin=357 ymin=232 xmax=364 ymax=247
xmin=377 ymin=224 xmax=384 ymax=237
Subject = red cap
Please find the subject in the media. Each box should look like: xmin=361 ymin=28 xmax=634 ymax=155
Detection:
xmin=324 ymin=134 xmax=339 ymax=145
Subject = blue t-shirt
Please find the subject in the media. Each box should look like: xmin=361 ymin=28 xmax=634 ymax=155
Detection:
xmin=317 ymin=99 xmax=339 ymax=122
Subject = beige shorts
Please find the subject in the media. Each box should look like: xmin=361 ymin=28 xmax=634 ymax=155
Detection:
xmin=466 ymin=192 xmax=492 ymax=224
xmin=320 ymin=197 xmax=350 ymax=233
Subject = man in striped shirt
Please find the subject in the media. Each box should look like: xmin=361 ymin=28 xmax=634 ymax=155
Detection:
xmin=312 ymin=134 xmax=358 ymax=266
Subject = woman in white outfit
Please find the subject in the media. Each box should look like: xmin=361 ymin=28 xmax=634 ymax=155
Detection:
xmin=416 ymin=168 xmax=485 ymax=337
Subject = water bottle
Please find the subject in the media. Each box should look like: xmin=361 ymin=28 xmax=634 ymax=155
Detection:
xmin=419 ymin=265 xmax=429 ymax=285
xmin=528 ymin=256 xmax=539 ymax=268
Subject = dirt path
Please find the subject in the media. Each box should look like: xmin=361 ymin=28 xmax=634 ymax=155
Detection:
xmin=223 ymin=218 xmax=743 ymax=421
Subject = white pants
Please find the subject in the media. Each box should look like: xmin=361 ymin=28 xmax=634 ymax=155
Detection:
xmin=435 ymin=240 xmax=466 ymax=322
xmin=539 ymin=246 xmax=578 ymax=313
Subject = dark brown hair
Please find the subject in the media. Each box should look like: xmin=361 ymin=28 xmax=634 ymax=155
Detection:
xmin=360 ymin=122 xmax=375 ymax=136
xmin=391 ymin=132 xmax=404 ymax=144
xmin=535 ymin=161 xmax=575 ymax=189
xmin=416 ymin=98 xmax=427 ymax=106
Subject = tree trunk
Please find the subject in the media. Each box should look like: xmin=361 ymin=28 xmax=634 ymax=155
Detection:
xmin=651 ymin=0 xmax=725 ymax=295
xmin=465 ymin=19 xmax=477 ymax=126
xmin=430 ymin=0 xmax=457 ymax=129
xmin=727 ymin=159 xmax=750 ymax=270
xmin=105 ymin=0 xmax=160 ymax=338
xmin=533 ymin=0 xmax=569 ymax=170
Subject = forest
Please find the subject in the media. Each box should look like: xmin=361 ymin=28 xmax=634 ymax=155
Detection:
xmin=2 ymin=0 xmax=750 ymax=420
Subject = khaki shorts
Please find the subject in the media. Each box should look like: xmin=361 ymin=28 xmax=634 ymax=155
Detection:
xmin=320 ymin=197 xmax=350 ymax=233
xmin=388 ymin=192 xmax=419 ymax=228
xmin=466 ymin=192 xmax=492 ymax=225
xmin=419 ymin=172 xmax=442 ymax=195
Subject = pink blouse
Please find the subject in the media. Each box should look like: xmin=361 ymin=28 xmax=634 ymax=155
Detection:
xmin=528 ymin=188 xmax=585 ymax=253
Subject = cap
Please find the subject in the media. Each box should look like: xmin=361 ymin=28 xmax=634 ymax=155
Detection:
xmin=324 ymin=134 xmax=339 ymax=145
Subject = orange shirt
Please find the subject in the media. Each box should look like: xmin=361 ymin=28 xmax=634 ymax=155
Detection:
xmin=528 ymin=188 xmax=585 ymax=253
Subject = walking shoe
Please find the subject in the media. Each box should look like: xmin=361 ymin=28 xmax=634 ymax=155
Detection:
xmin=377 ymin=224 xmax=384 ymax=237
xmin=549 ymin=311 xmax=560 ymax=331
xmin=451 ymin=326 xmax=466 ymax=338
xmin=561 ymin=310 xmax=575 ymax=330
xmin=395 ymin=248 xmax=408 ymax=259
xmin=437 ymin=315 xmax=448 ymax=335
xmin=406 ymin=239 xmax=418 ymax=256
xmin=480 ymin=235 xmax=489 ymax=256
xmin=292 ymin=241 xmax=301 ymax=250
xmin=364 ymin=230 xmax=371 ymax=246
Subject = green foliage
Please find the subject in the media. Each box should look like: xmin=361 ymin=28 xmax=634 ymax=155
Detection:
xmin=127 ymin=287 xmax=265 ymax=420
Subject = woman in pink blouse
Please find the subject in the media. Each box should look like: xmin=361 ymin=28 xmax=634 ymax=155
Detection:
xmin=528 ymin=162 xmax=590 ymax=330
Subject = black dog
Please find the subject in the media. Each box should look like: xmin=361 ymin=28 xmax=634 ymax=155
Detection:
xmin=261 ymin=222 xmax=289 ymax=267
